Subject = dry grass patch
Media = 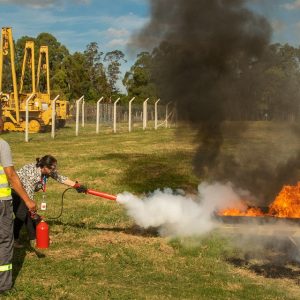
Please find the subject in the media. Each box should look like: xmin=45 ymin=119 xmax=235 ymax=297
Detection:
xmin=81 ymin=230 xmax=162 ymax=247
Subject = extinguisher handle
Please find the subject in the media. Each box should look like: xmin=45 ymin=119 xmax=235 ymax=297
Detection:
xmin=29 ymin=211 xmax=42 ymax=224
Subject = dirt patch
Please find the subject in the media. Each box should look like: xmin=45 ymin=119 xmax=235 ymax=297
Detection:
xmin=227 ymin=253 xmax=300 ymax=286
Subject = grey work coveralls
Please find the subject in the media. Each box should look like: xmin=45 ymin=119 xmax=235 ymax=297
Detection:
xmin=0 ymin=139 xmax=15 ymax=292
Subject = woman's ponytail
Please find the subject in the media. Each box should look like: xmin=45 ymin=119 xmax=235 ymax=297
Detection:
xmin=36 ymin=157 xmax=41 ymax=167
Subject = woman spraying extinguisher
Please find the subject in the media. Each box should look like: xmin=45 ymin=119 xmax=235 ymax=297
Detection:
xmin=12 ymin=155 xmax=87 ymax=248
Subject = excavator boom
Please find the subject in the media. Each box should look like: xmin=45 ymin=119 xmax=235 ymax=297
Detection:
xmin=0 ymin=27 xmax=70 ymax=132
xmin=0 ymin=27 xmax=20 ymax=123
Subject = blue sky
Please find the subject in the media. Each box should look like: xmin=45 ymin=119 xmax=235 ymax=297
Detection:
xmin=0 ymin=0 xmax=149 ymax=54
xmin=0 ymin=0 xmax=150 ymax=91
xmin=0 ymin=0 xmax=300 ymax=91
xmin=250 ymin=0 xmax=300 ymax=46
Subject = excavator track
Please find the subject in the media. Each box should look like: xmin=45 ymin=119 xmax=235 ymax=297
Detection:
xmin=3 ymin=121 xmax=22 ymax=132
xmin=21 ymin=118 xmax=46 ymax=133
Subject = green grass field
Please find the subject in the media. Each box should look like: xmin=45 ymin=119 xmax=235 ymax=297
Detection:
xmin=2 ymin=122 xmax=300 ymax=299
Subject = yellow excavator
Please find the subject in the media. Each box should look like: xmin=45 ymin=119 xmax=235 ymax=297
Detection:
xmin=0 ymin=27 xmax=70 ymax=132
xmin=36 ymin=45 xmax=70 ymax=129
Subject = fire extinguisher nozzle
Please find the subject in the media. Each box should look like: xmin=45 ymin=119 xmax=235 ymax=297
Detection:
xmin=86 ymin=189 xmax=117 ymax=201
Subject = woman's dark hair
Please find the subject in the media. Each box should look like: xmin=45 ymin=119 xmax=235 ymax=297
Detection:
xmin=36 ymin=155 xmax=57 ymax=169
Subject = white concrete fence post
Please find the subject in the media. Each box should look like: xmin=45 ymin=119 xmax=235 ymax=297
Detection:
xmin=165 ymin=101 xmax=172 ymax=128
xmin=82 ymin=98 xmax=85 ymax=127
xmin=76 ymin=95 xmax=84 ymax=136
xmin=25 ymin=93 xmax=35 ymax=142
xmin=51 ymin=95 xmax=60 ymax=139
xmin=96 ymin=96 xmax=104 ymax=134
xmin=113 ymin=97 xmax=120 ymax=133
xmin=128 ymin=97 xmax=135 ymax=132
xmin=143 ymin=98 xmax=149 ymax=130
xmin=154 ymin=98 xmax=160 ymax=130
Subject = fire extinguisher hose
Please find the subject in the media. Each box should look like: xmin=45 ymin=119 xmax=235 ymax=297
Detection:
xmin=47 ymin=187 xmax=117 ymax=220
xmin=47 ymin=187 xmax=73 ymax=220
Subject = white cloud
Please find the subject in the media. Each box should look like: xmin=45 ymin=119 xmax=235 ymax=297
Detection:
xmin=128 ymin=0 xmax=147 ymax=4
xmin=282 ymin=0 xmax=300 ymax=10
xmin=101 ymin=13 xmax=149 ymax=31
xmin=295 ymin=21 xmax=300 ymax=28
xmin=271 ymin=19 xmax=287 ymax=32
xmin=106 ymin=28 xmax=129 ymax=38
xmin=1 ymin=11 xmax=141 ymax=53
xmin=107 ymin=38 xmax=128 ymax=48
xmin=0 ymin=0 xmax=90 ymax=8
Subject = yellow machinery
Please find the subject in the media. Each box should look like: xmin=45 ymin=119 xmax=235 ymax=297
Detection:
xmin=0 ymin=27 xmax=70 ymax=132
xmin=0 ymin=27 xmax=21 ymax=131
xmin=36 ymin=46 xmax=70 ymax=128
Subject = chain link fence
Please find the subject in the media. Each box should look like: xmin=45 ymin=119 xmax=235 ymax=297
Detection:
xmin=67 ymin=100 xmax=299 ymax=135
xmin=69 ymin=102 xmax=177 ymax=132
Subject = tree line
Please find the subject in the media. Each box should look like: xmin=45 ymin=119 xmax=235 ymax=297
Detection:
xmin=2 ymin=32 xmax=300 ymax=119
xmin=124 ymin=43 xmax=300 ymax=119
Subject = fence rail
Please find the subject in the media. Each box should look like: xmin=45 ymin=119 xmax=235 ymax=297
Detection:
xmin=67 ymin=101 xmax=177 ymax=137
xmin=70 ymin=103 xmax=171 ymax=123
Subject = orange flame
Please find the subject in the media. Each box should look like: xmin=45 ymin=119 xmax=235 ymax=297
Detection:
xmin=218 ymin=207 xmax=263 ymax=217
xmin=218 ymin=182 xmax=300 ymax=218
xmin=269 ymin=182 xmax=300 ymax=218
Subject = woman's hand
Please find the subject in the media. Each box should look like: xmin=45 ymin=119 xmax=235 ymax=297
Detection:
xmin=73 ymin=183 xmax=88 ymax=193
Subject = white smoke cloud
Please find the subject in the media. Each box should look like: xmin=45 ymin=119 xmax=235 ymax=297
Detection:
xmin=117 ymin=182 xmax=252 ymax=238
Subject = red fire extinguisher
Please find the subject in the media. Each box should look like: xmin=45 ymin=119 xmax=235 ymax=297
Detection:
xmin=36 ymin=219 xmax=49 ymax=249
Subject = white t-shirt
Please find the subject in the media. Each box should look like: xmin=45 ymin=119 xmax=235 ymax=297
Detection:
xmin=0 ymin=139 xmax=13 ymax=168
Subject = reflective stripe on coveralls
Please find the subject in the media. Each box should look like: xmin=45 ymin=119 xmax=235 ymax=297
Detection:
xmin=0 ymin=264 xmax=12 ymax=272
xmin=0 ymin=166 xmax=11 ymax=199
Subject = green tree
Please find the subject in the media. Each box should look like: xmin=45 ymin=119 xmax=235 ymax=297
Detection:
xmin=84 ymin=42 xmax=110 ymax=100
xmin=123 ymin=52 xmax=157 ymax=102
xmin=61 ymin=52 xmax=90 ymax=101
xmin=104 ymin=50 xmax=126 ymax=94
xmin=250 ymin=43 xmax=300 ymax=119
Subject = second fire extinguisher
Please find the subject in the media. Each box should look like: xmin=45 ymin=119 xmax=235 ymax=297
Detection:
xmin=30 ymin=211 xmax=50 ymax=249
xmin=31 ymin=211 xmax=50 ymax=249
xmin=36 ymin=219 xmax=49 ymax=249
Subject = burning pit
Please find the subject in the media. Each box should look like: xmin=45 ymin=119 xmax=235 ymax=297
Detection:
xmin=218 ymin=182 xmax=300 ymax=220
xmin=216 ymin=182 xmax=300 ymax=267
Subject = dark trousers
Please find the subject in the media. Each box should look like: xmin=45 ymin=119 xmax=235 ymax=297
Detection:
xmin=0 ymin=200 xmax=13 ymax=292
xmin=12 ymin=191 xmax=36 ymax=241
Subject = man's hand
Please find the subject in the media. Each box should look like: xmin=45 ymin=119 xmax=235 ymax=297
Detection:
xmin=25 ymin=199 xmax=37 ymax=212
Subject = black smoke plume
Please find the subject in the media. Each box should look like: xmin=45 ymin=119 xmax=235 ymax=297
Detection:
xmin=132 ymin=0 xmax=300 ymax=204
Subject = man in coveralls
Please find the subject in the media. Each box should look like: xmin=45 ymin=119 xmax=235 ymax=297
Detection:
xmin=0 ymin=119 xmax=36 ymax=293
